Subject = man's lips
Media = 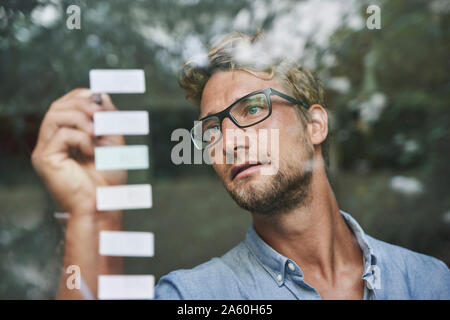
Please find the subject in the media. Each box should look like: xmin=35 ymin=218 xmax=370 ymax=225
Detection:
xmin=230 ymin=162 xmax=268 ymax=181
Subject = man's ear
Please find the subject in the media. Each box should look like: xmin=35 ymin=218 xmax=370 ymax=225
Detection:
xmin=307 ymin=104 xmax=328 ymax=146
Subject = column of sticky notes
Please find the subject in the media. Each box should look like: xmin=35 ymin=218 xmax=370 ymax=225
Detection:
xmin=90 ymin=69 xmax=154 ymax=300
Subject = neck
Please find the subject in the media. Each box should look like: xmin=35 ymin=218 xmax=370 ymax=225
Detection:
xmin=251 ymin=161 xmax=362 ymax=283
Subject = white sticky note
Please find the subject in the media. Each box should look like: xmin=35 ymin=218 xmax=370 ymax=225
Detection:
xmin=94 ymin=111 xmax=149 ymax=136
xmin=98 ymin=275 xmax=154 ymax=300
xmin=99 ymin=231 xmax=154 ymax=257
xmin=95 ymin=145 xmax=149 ymax=171
xmin=96 ymin=184 xmax=152 ymax=211
xmin=89 ymin=69 xmax=145 ymax=93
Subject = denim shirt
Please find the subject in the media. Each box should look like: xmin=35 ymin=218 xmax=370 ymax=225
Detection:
xmin=155 ymin=211 xmax=450 ymax=299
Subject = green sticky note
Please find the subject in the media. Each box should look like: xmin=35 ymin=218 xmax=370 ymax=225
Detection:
xmin=95 ymin=145 xmax=149 ymax=171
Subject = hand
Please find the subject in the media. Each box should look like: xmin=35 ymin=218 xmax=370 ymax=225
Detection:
xmin=31 ymin=88 xmax=127 ymax=216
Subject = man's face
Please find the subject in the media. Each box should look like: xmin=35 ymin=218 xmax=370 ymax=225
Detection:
xmin=200 ymin=70 xmax=314 ymax=215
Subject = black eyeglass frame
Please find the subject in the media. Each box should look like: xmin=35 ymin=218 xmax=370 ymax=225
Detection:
xmin=190 ymin=87 xmax=309 ymax=149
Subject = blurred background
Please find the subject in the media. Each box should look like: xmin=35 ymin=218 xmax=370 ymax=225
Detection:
xmin=0 ymin=0 xmax=449 ymax=299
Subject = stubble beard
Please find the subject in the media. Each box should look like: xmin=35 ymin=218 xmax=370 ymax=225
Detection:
xmin=225 ymin=156 xmax=314 ymax=216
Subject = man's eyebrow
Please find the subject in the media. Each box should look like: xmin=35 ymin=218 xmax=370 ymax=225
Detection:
xmin=199 ymin=95 xmax=245 ymax=120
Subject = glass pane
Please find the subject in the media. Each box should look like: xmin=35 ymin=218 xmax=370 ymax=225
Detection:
xmin=201 ymin=117 xmax=220 ymax=134
xmin=190 ymin=117 xmax=221 ymax=149
xmin=230 ymin=93 xmax=269 ymax=126
xmin=202 ymin=117 xmax=221 ymax=147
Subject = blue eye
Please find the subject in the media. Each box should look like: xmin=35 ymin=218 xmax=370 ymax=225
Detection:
xmin=247 ymin=106 xmax=261 ymax=115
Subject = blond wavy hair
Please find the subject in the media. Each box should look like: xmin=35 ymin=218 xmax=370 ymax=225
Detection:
xmin=178 ymin=32 xmax=330 ymax=166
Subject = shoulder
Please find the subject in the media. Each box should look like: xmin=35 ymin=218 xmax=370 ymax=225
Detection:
xmin=155 ymin=242 xmax=250 ymax=299
xmin=367 ymin=235 xmax=449 ymax=273
xmin=367 ymin=235 xmax=450 ymax=299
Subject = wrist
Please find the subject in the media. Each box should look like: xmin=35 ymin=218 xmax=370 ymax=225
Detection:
xmin=67 ymin=209 xmax=123 ymax=230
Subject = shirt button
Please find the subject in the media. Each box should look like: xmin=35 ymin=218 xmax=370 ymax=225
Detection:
xmin=288 ymin=262 xmax=295 ymax=271
xmin=276 ymin=274 xmax=283 ymax=282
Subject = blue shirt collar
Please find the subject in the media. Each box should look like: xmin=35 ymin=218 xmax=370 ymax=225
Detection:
xmin=244 ymin=210 xmax=380 ymax=288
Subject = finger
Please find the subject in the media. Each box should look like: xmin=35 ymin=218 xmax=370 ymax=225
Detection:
xmin=45 ymin=127 xmax=95 ymax=157
xmin=95 ymin=134 xmax=125 ymax=147
xmin=40 ymin=109 xmax=95 ymax=143
xmin=50 ymin=97 xmax=102 ymax=118
xmin=68 ymin=91 xmax=116 ymax=110
xmin=98 ymin=93 xmax=117 ymax=110
xmin=91 ymin=93 xmax=103 ymax=105
xmin=59 ymin=88 xmax=93 ymax=102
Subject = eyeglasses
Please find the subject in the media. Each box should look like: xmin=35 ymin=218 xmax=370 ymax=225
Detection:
xmin=190 ymin=87 xmax=309 ymax=150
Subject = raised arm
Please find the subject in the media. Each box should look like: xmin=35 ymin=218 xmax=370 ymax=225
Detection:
xmin=31 ymin=89 xmax=126 ymax=299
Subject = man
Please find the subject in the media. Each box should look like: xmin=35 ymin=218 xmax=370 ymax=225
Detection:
xmin=32 ymin=32 xmax=449 ymax=299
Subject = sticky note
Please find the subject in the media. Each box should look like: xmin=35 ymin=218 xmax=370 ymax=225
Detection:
xmin=95 ymin=145 xmax=149 ymax=171
xmin=99 ymin=231 xmax=154 ymax=257
xmin=94 ymin=111 xmax=149 ymax=136
xmin=98 ymin=275 xmax=154 ymax=300
xmin=89 ymin=69 xmax=145 ymax=94
xmin=96 ymin=184 xmax=152 ymax=211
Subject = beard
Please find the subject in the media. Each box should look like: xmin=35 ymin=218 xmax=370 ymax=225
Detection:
xmin=225 ymin=157 xmax=313 ymax=216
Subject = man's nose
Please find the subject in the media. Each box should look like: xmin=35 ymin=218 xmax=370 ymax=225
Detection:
xmin=221 ymin=117 xmax=248 ymax=154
